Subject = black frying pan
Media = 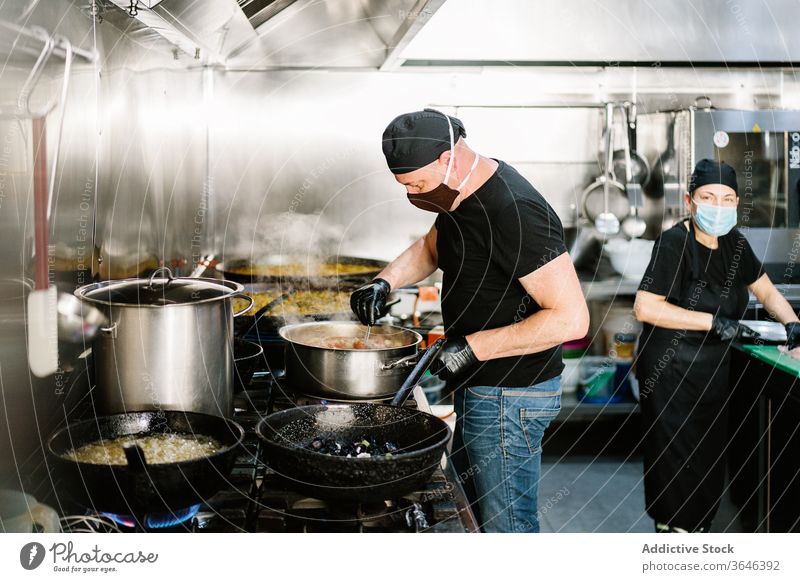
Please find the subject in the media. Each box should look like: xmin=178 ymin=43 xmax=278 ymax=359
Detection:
xmin=47 ymin=411 xmax=245 ymax=515
xmin=256 ymin=340 xmax=450 ymax=501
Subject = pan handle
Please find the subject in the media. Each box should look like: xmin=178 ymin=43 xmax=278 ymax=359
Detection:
xmin=380 ymin=352 xmax=418 ymax=370
xmin=231 ymin=293 xmax=255 ymax=318
xmin=390 ymin=338 xmax=445 ymax=406
xmin=122 ymin=443 xmax=148 ymax=473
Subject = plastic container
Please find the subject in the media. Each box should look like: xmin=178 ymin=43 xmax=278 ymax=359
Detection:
xmin=563 ymin=336 xmax=590 ymax=359
xmin=612 ymin=333 xmax=637 ymax=360
xmin=577 ymin=356 xmax=633 ymax=403
xmin=561 ymin=358 xmax=581 ymax=394
xmin=601 ymin=304 xmax=641 ymax=358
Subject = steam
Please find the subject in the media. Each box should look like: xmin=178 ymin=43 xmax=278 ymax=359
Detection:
xmin=226 ymin=212 xmax=348 ymax=264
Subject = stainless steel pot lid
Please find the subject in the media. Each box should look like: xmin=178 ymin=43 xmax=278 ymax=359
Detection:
xmin=75 ymin=267 xmax=243 ymax=307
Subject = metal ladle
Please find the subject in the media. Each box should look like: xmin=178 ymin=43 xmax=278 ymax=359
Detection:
xmin=595 ymin=118 xmax=620 ymax=236
xmin=363 ymin=296 xmax=402 ymax=345
xmin=618 ymin=103 xmax=647 ymax=239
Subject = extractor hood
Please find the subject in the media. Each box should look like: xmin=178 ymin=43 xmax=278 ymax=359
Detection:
xmin=98 ymin=0 xmax=800 ymax=70
xmin=98 ymin=0 xmax=445 ymax=69
xmin=105 ymin=0 xmax=258 ymax=64
xmin=226 ymin=0 xmax=446 ymax=69
xmin=398 ymin=0 xmax=800 ymax=66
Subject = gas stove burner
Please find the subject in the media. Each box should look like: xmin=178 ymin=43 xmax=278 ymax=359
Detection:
xmin=270 ymin=495 xmax=432 ymax=532
xmin=102 ymin=504 xmax=201 ymax=530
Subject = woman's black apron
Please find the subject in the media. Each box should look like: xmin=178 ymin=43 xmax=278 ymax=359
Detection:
xmin=635 ymin=219 xmax=749 ymax=531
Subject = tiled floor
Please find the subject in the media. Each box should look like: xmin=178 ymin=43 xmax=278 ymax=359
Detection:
xmin=538 ymin=456 xmax=745 ymax=533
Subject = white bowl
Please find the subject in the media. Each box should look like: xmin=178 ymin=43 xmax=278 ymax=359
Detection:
xmin=604 ymin=238 xmax=655 ymax=280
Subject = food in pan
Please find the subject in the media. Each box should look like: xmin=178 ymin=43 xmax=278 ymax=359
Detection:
xmin=227 ymin=262 xmax=376 ymax=278
xmin=233 ymin=290 xmax=351 ymax=316
xmin=307 ymin=334 xmax=407 ymax=350
xmin=64 ymin=433 xmax=221 ymax=465
xmin=307 ymin=436 xmax=400 ymax=458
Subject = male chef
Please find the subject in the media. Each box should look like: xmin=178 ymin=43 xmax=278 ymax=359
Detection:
xmin=350 ymin=109 xmax=589 ymax=532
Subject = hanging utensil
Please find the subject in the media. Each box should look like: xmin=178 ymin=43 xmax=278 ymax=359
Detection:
xmin=613 ymin=102 xmax=651 ymax=187
xmin=621 ymin=207 xmax=647 ymax=239
xmin=26 ymin=35 xmax=74 ymax=377
xmin=615 ymin=102 xmax=648 ymax=239
xmin=582 ymin=103 xmax=627 ymax=234
xmin=27 ymin=116 xmax=57 ymax=377
xmin=595 ymin=104 xmax=620 ymax=235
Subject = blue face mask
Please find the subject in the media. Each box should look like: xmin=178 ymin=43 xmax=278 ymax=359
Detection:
xmin=693 ymin=202 xmax=737 ymax=236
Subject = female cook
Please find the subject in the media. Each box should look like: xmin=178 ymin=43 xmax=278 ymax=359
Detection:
xmin=634 ymin=158 xmax=800 ymax=533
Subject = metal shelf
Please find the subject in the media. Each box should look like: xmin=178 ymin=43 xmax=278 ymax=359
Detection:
xmin=580 ymin=276 xmax=641 ymax=299
xmin=556 ymin=392 xmax=639 ymax=422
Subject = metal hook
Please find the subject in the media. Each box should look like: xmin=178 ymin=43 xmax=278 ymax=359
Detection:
xmin=17 ymin=26 xmax=54 ymax=116
xmin=45 ymin=35 xmax=73 ymax=225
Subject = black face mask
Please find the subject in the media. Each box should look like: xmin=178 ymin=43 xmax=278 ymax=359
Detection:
xmin=407 ymin=183 xmax=461 ymax=213
xmin=406 ymin=112 xmax=479 ymax=214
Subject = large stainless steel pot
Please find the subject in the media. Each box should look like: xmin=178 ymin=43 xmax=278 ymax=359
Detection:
xmin=279 ymin=321 xmax=423 ymax=400
xmin=75 ymin=267 xmax=254 ymax=417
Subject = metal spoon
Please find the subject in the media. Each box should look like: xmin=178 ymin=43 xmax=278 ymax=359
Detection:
xmin=621 ymin=207 xmax=647 ymax=238
xmin=595 ymin=108 xmax=620 ymax=236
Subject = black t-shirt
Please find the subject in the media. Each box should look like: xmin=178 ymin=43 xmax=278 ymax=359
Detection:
xmin=434 ymin=160 xmax=567 ymax=388
xmin=638 ymin=221 xmax=764 ymax=306
xmin=637 ymin=220 xmax=764 ymax=344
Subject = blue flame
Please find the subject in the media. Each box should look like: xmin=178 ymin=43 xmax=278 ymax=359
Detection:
xmin=102 ymin=504 xmax=201 ymax=529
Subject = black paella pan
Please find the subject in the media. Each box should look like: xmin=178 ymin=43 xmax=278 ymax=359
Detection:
xmin=47 ymin=411 xmax=245 ymax=516
xmin=255 ymin=340 xmax=450 ymax=502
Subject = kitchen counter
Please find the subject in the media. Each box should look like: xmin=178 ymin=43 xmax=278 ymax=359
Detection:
xmin=727 ymin=343 xmax=800 ymax=532
xmin=737 ymin=344 xmax=800 ymax=378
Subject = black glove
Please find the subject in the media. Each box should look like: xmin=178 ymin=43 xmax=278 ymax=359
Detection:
xmin=350 ymin=278 xmax=391 ymax=325
xmin=785 ymin=321 xmax=800 ymax=350
xmin=711 ymin=315 xmax=758 ymax=342
xmin=430 ymin=337 xmax=478 ymax=381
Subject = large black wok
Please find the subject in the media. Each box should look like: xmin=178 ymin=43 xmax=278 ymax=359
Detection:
xmin=216 ymin=254 xmax=387 ymax=286
xmin=47 ymin=411 xmax=245 ymax=515
xmin=256 ymin=340 xmax=450 ymax=501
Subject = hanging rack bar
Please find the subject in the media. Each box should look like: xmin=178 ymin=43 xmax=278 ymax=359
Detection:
xmin=0 ymin=20 xmax=97 ymax=63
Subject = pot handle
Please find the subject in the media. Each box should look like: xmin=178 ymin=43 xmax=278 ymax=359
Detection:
xmin=390 ymin=338 xmax=445 ymax=406
xmin=380 ymin=352 xmax=419 ymax=370
xmin=232 ymin=293 xmax=255 ymax=318
xmin=147 ymin=266 xmax=174 ymax=288
xmin=99 ymin=321 xmax=118 ymax=338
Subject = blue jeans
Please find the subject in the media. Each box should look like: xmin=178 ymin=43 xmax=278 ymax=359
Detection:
xmin=451 ymin=375 xmax=561 ymax=533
